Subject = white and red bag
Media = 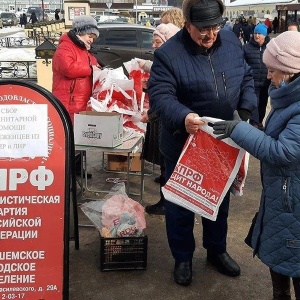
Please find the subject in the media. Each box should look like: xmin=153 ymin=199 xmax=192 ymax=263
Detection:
xmin=162 ymin=117 xmax=248 ymax=221
xmin=123 ymin=59 xmax=150 ymax=111
xmin=230 ymin=151 xmax=250 ymax=196
xmin=91 ymin=67 xmax=138 ymax=113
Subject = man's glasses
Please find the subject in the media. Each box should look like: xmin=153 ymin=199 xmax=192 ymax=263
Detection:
xmin=196 ymin=24 xmax=221 ymax=36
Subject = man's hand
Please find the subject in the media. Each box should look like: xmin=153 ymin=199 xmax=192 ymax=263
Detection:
xmin=140 ymin=112 xmax=149 ymax=123
xmin=185 ymin=113 xmax=205 ymax=134
xmin=212 ymin=110 xmax=241 ymax=140
xmin=237 ymin=109 xmax=251 ymax=121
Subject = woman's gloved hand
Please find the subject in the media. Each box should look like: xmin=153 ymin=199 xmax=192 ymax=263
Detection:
xmin=213 ymin=110 xmax=241 ymax=140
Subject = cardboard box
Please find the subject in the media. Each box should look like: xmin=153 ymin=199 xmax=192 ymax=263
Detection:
xmin=74 ymin=111 xmax=123 ymax=148
xmin=106 ymin=152 xmax=141 ymax=172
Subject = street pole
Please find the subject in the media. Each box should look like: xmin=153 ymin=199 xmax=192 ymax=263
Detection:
xmin=42 ymin=0 xmax=45 ymax=21
xmin=135 ymin=0 xmax=137 ymax=23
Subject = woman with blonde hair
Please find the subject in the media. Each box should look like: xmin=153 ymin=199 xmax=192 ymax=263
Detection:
xmin=160 ymin=7 xmax=185 ymax=29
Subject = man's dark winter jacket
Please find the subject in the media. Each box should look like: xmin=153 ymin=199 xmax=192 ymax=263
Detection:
xmin=243 ymin=36 xmax=271 ymax=88
xmin=148 ymin=28 xmax=257 ymax=162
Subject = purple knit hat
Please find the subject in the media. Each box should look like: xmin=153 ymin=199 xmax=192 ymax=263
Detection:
xmin=263 ymin=31 xmax=300 ymax=74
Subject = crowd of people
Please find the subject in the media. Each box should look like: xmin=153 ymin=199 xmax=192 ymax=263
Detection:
xmin=50 ymin=1 xmax=300 ymax=299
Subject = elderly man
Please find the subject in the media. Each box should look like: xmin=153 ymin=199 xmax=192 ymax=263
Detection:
xmin=148 ymin=0 xmax=257 ymax=286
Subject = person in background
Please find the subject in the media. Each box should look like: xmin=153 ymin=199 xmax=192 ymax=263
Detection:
xmin=160 ymin=7 xmax=185 ymax=29
xmin=264 ymin=18 xmax=272 ymax=34
xmin=287 ymin=21 xmax=299 ymax=31
xmin=55 ymin=9 xmax=60 ymax=21
xmin=247 ymin=15 xmax=254 ymax=27
xmin=29 ymin=11 xmax=38 ymax=24
xmin=212 ymin=30 xmax=300 ymax=300
xmin=272 ymin=17 xmax=279 ymax=34
xmin=145 ymin=7 xmax=184 ymax=190
xmin=241 ymin=18 xmax=252 ymax=44
xmin=138 ymin=23 xmax=180 ymax=215
xmin=52 ymin=16 xmax=100 ymax=178
xmin=20 ymin=13 xmax=27 ymax=27
xmin=233 ymin=19 xmax=243 ymax=40
xmin=244 ymin=23 xmax=270 ymax=130
xmin=222 ymin=20 xmax=233 ymax=31
xmin=148 ymin=0 xmax=257 ymax=286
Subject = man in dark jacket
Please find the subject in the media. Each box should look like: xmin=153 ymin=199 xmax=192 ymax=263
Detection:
xmin=244 ymin=23 xmax=270 ymax=129
xmin=241 ymin=18 xmax=252 ymax=44
xmin=233 ymin=18 xmax=242 ymax=39
xmin=148 ymin=0 xmax=257 ymax=287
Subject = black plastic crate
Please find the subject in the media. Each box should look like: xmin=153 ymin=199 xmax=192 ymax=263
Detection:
xmin=100 ymin=235 xmax=148 ymax=271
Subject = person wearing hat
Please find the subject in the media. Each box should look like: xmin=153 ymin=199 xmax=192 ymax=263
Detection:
xmin=138 ymin=23 xmax=181 ymax=72
xmin=52 ymin=15 xmax=100 ymax=123
xmin=212 ymin=31 xmax=300 ymax=300
xmin=148 ymin=0 xmax=257 ymax=286
xmin=287 ymin=21 xmax=299 ymax=31
xmin=244 ymin=23 xmax=271 ymax=130
xmin=138 ymin=23 xmax=180 ymax=215
xmin=52 ymin=15 xmax=101 ymax=178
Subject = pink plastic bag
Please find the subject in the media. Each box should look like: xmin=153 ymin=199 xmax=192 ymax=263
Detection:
xmin=80 ymin=183 xmax=146 ymax=238
xmin=101 ymin=193 xmax=146 ymax=238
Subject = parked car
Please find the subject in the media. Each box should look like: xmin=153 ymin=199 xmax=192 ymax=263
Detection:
xmin=91 ymin=24 xmax=154 ymax=69
xmin=0 ymin=12 xmax=18 ymax=26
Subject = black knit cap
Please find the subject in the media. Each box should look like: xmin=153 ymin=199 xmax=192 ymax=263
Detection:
xmin=190 ymin=0 xmax=223 ymax=28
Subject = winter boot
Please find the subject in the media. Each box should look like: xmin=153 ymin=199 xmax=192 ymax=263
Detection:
xmin=145 ymin=188 xmax=165 ymax=215
xmin=292 ymin=277 xmax=300 ymax=300
xmin=270 ymin=269 xmax=291 ymax=300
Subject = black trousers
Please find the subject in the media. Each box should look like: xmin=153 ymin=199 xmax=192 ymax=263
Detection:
xmin=164 ymin=155 xmax=230 ymax=262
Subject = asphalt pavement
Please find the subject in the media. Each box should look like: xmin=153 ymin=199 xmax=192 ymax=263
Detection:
xmin=69 ymin=150 xmax=276 ymax=300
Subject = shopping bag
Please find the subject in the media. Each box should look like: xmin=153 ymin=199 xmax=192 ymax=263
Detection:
xmin=80 ymin=183 xmax=146 ymax=238
xmin=91 ymin=67 xmax=138 ymax=115
xmin=162 ymin=117 xmax=246 ymax=221
xmin=123 ymin=59 xmax=150 ymax=111
xmin=230 ymin=151 xmax=250 ymax=196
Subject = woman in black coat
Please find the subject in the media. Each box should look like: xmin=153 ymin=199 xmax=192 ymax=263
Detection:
xmin=272 ymin=17 xmax=279 ymax=34
xmin=29 ymin=12 xmax=38 ymax=24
